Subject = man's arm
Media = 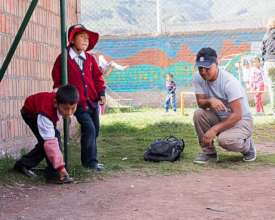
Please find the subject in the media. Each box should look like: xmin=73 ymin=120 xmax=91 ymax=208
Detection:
xmin=195 ymin=94 xmax=227 ymax=112
xmin=211 ymin=99 xmax=242 ymax=133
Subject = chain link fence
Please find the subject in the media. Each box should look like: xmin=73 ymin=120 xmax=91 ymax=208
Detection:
xmin=80 ymin=0 xmax=275 ymax=110
xmin=81 ymin=0 xmax=274 ymax=36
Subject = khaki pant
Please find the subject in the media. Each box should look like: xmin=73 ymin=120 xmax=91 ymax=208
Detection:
xmin=193 ymin=109 xmax=253 ymax=154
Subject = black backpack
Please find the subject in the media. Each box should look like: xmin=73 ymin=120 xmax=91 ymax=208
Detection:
xmin=144 ymin=136 xmax=185 ymax=162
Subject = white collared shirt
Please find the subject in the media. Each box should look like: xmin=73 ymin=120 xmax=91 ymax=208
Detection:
xmin=69 ymin=47 xmax=86 ymax=71
xmin=37 ymin=111 xmax=62 ymax=140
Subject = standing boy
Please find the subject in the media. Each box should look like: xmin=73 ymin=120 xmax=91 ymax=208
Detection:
xmin=14 ymin=85 xmax=79 ymax=183
xmin=52 ymin=24 xmax=106 ymax=171
xmin=164 ymin=73 xmax=177 ymax=112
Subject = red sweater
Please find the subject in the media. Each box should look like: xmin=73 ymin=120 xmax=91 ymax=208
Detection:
xmin=52 ymin=50 xmax=106 ymax=110
xmin=22 ymin=92 xmax=59 ymax=125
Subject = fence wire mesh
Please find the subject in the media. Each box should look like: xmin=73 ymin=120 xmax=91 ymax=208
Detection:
xmin=81 ymin=0 xmax=274 ymax=36
xmin=80 ymin=0 xmax=275 ymax=111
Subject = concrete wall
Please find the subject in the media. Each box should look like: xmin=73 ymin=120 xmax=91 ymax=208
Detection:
xmin=95 ymin=30 xmax=265 ymax=107
xmin=0 ymin=0 xmax=79 ymax=157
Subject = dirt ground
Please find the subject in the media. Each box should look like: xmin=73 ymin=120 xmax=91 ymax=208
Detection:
xmin=1 ymin=145 xmax=275 ymax=220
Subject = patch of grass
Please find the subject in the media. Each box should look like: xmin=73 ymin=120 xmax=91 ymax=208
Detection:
xmin=0 ymin=155 xmax=42 ymax=184
xmin=2 ymin=107 xmax=275 ymax=184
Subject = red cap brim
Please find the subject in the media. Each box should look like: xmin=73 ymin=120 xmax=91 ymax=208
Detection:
xmin=68 ymin=27 xmax=99 ymax=51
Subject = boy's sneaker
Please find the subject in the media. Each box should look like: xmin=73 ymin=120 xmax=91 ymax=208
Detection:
xmin=59 ymin=175 xmax=74 ymax=184
xmin=13 ymin=164 xmax=37 ymax=178
xmin=193 ymin=153 xmax=218 ymax=164
xmin=243 ymin=140 xmax=256 ymax=162
xmin=46 ymin=175 xmax=74 ymax=184
xmin=94 ymin=163 xmax=104 ymax=172
xmin=85 ymin=163 xmax=105 ymax=172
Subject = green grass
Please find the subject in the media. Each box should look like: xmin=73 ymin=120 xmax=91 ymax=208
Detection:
xmin=1 ymin=107 xmax=275 ymax=184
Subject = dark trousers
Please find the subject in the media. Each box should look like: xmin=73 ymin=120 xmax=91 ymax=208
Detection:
xmin=15 ymin=111 xmax=61 ymax=175
xmin=74 ymin=105 xmax=100 ymax=168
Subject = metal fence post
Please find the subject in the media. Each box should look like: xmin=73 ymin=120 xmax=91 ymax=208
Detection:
xmin=60 ymin=0 xmax=70 ymax=169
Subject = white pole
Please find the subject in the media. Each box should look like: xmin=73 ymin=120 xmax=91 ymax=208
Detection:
xmin=156 ymin=0 xmax=161 ymax=34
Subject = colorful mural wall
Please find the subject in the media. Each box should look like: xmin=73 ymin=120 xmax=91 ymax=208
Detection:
xmin=95 ymin=31 xmax=265 ymax=93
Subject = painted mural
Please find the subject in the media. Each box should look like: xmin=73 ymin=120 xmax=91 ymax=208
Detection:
xmin=94 ymin=31 xmax=265 ymax=92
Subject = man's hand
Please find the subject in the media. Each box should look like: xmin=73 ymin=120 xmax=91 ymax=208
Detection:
xmin=98 ymin=96 xmax=106 ymax=105
xmin=209 ymin=98 xmax=227 ymax=112
xmin=202 ymin=127 xmax=218 ymax=146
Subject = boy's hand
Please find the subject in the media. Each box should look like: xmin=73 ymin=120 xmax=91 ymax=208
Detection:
xmin=98 ymin=96 xmax=106 ymax=105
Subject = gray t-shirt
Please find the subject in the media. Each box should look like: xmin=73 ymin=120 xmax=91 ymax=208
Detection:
xmin=193 ymin=67 xmax=252 ymax=120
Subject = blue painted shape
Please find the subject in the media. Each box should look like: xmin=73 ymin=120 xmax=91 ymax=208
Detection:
xmin=96 ymin=31 xmax=265 ymax=59
xmin=105 ymin=62 xmax=194 ymax=92
xmin=99 ymin=31 xmax=265 ymax=93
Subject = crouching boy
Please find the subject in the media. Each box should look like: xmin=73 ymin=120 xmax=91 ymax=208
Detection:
xmin=14 ymin=85 xmax=79 ymax=184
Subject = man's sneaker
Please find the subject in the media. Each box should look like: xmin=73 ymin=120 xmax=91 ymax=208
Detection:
xmin=243 ymin=140 xmax=256 ymax=162
xmin=193 ymin=153 xmax=218 ymax=164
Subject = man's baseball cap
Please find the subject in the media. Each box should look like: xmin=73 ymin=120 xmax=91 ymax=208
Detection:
xmin=195 ymin=47 xmax=217 ymax=68
xmin=68 ymin=24 xmax=99 ymax=51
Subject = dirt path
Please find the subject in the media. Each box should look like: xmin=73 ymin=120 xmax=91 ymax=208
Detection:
xmin=1 ymin=166 xmax=275 ymax=220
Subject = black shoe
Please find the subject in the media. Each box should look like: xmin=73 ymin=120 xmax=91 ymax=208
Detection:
xmin=46 ymin=175 xmax=74 ymax=184
xmin=61 ymin=175 xmax=74 ymax=184
xmin=14 ymin=164 xmax=37 ymax=178
xmin=95 ymin=163 xmax=104 ymax=171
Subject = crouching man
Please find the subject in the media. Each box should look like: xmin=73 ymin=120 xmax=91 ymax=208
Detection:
xmin=192 ymin=47 xmax=256 ymax=164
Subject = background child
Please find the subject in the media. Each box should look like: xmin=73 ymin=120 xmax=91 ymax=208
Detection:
xmin=164 ymin=73 xmax=177 ymax=112
xmin=52 ymin=24 xmax=106 ymax=171
xmin=14 ymin=85 xmax=79 ymax=184
xmin=249 ymin=57 xmax=265 ymax=114
xmin=91 ymin=53 xmax=129 ymax=114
